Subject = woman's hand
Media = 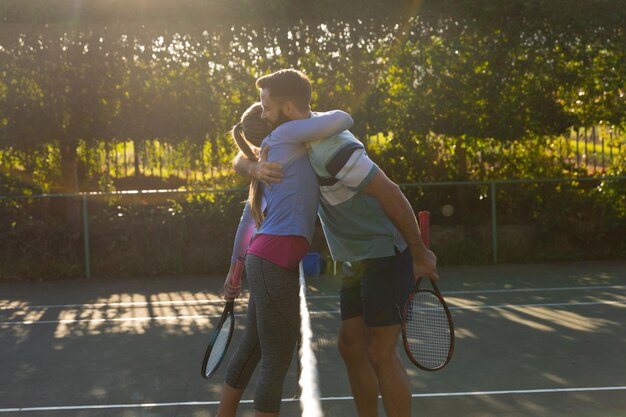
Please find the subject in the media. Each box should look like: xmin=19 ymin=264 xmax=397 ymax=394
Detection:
xmin=223 ymin=273 xmax=241 ymax=301
xmin=223 ymin=264 xmax=243 ymax=301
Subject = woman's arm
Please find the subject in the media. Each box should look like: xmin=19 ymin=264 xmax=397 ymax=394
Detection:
xmin=230 ymin=201 xmax=256 ymax=265
xmin=272 ymin=110 xmax=353 ymax=144
xmin=223 ymin=201 xmax=256 ymax=300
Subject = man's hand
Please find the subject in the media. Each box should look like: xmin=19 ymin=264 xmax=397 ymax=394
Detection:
xmin=253 ymin=146 xmax=283 ymax=187
xmin=412 ymin=248 xmax=439 ymax=285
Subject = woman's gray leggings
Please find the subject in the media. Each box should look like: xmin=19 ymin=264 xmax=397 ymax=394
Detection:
xmin=225 ymin=254 xmax=301 ymax=413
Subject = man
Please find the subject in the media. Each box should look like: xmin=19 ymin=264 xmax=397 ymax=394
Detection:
xmin=234 ymin=69 xmax=438 ymax=417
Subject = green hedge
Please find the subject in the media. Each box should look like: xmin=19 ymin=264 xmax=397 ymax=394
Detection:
xmin=1 ymin=178 xmax=624 ymax=281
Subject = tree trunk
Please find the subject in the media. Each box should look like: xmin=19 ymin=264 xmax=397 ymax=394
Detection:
xmin=133 ymin=139 xmax=142 ymax=178
xmin=454 ymin=137 xmax=470 ymax=222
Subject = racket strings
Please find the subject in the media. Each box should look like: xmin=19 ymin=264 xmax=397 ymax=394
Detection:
xmin=405 ymin=291 xmax=451 ymax=369
xmin=205 ymin=314 xmax=233 ymax=376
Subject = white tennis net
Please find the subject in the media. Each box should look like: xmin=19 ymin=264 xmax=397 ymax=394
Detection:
xmin=298 ymin=261 xmax=324 ymax=417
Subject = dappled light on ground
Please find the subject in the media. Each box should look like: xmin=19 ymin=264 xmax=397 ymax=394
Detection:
xmin=1 ymin=263 xmax=625 ymax=416
xmin=496 ymin=308 xmax=556 ymax=332
xmin=0 ymin=291 xmax=233 ymax=338
xmin=505 ymin=305 xmax=613 ymax=332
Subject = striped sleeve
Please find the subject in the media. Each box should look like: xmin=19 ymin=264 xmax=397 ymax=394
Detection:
xmin=325 ymin=144 xmax=378 ymax=191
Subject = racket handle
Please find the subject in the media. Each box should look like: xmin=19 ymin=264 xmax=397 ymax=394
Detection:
xmin=418 ymin=211 xmax=430 ymax=249
xmin=231 ymin=258 xmax=245 ymax=287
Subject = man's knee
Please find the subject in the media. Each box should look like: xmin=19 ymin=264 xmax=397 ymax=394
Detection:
xmin=338 ymin=335 xmax=361 ymax=362
xmin=364 ymin=326 xmax=401 ymax=368
xmin=337 ymin=318 xmax=367 ymax=360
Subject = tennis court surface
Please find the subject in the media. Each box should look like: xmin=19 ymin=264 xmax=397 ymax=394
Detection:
xmin=1 ymin=261 xmax=625 ymax=416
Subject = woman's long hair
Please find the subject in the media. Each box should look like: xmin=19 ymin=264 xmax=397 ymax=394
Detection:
xmin=231 ymin=102 xmax=271 ymax=227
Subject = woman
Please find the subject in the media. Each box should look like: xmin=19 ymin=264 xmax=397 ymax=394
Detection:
xmin=217 ymin=102 xmax=352 ymax=417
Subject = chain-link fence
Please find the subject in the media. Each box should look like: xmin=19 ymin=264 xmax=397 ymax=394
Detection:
xmin=1 ymin=176 xmax=624 ymax=280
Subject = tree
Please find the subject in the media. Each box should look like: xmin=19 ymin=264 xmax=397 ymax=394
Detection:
xmin=1 ymin=31 xmax=118 ymax=232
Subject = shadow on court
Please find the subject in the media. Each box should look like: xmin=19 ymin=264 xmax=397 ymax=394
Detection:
xmin=1 ymin=261 xmax=625 ymax=416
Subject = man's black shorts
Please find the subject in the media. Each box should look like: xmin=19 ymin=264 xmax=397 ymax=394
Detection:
xmin=339 ymin=248 xmax=414 ymax=327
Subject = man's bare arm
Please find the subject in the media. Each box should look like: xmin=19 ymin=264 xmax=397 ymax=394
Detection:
xmin=363 ymin=170 xmax=438 ymax=283
xmin=233 ymin=147 xmax=283 ymax=185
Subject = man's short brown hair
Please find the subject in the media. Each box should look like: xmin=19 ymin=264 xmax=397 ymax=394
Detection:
xmin=256 ymin=69 xmax=312 ymax=112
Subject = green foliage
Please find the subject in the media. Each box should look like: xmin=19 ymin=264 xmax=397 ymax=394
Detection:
xmin=0 ymin=2 xmax=625 ymax=278
xmin=532 ymin=179 xmax=626 ymax=260
xmin=1 ymin=12 xmax=624 ymax=190
xmin=0 ymin=191 xmax=249 ymax=280
xmin=2 ymin=179 xmax=623 ymax=280
xmin=87 ymin=192 xmax=244 ymax=278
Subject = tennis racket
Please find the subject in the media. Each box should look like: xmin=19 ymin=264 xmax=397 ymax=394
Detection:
xmin=401 ymin=211 xmax=455 ymax=371
xmin=200 ymin=261 xmax=244 ymax=379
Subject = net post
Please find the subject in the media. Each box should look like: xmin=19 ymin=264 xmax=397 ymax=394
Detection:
xmin=490 ymin=181 xmax=498 ymax=263
xmin=82 ymin=193 xmax=91 ymax=279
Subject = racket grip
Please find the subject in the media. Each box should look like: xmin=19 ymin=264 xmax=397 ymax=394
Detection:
xmin=418 ymin=211 xmax=430 ymax=249
xmin=231 ymin=258 xmax=245 ymax=287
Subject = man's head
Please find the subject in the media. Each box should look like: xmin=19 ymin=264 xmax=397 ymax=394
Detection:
xmin=256 ymin=69 xmax=312 ymax=128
